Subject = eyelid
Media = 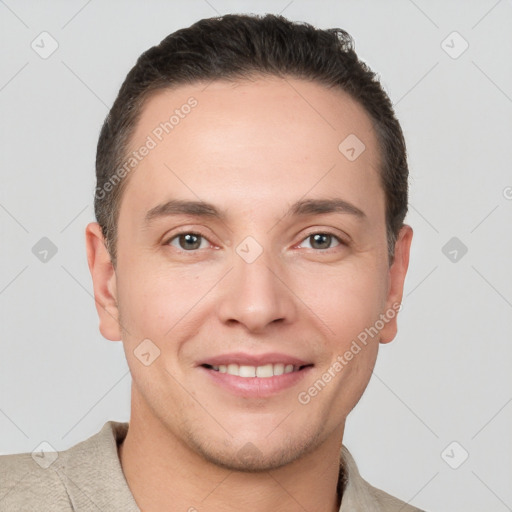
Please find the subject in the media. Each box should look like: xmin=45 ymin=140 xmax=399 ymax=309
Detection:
xmin=162 ymin=226 xmax=350 ymax=252
xmin=298 ymin=227 xmax=350 ymax=246
xmin=163 ymin=227 xmax=217 ymax=249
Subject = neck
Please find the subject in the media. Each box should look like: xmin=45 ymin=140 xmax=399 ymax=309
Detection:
xmin=119 ymin=393 xmax=344 ymax=512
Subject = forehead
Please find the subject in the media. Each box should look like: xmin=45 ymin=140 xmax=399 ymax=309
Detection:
xmin=119 ymin=77 xmax=384 ymax=226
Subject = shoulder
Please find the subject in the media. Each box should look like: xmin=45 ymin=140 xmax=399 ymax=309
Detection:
xmin=0 ymin=450 xmax=71 ymax=511
xmin=0 ymin=421 xmax=131 ymax=512
xmin=340 ymin=445 xmax=427 ymax=512
xmin=363 ymin=481 xmax=426 ymax=512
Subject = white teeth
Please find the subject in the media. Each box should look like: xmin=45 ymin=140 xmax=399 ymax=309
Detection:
xmin=209 ymin=362 xmax=302 ymax=378
xmin=256 ymin=364 xmax=273 ymax=378
xmin=273 ymin=363 xmax=284 ymax=376
xmin=239 ymin=365 xmax=256 ymax=377
xmin=227 ymin=363 xmax=239 ymax=376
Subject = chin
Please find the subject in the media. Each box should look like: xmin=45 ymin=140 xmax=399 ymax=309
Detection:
xmin=185 ymin=425 xmax=324 ymax=473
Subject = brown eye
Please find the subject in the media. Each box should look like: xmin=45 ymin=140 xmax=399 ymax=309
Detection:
xmin=168 ymin=233 xmax=208 ymax=251
xmin=300 ymin=233 xmax=342 ymax=250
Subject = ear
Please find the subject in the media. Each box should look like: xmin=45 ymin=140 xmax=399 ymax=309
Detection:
xmin=379 ymin=224 xmax=413 ymax=344
xmin=85 ymin=222 xmax=122 ymax=341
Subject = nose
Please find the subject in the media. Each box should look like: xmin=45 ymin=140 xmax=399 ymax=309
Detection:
xmin=216 ymin=246 xmax=298 ymax=333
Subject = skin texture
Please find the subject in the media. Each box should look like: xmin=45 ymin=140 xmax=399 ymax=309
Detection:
xmin=86 ymin=76 xmax=413 ymax=512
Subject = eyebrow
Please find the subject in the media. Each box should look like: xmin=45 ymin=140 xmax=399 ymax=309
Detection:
xmin=143 ymin=198 xmax=367 ymax=226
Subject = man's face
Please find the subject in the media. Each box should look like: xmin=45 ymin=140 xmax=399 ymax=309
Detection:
xmin=89 ymin=77 xmax=412 ymax=471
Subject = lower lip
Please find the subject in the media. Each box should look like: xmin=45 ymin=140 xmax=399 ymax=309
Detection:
xmin=199 ymin=366 xmax=313 ymax=398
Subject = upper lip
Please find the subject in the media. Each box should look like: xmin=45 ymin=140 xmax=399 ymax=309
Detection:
xmin=199 ymin=352 xmax=312 ymax=367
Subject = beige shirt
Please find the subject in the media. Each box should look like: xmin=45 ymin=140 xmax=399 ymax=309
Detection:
xmin=0 ymin=421 xmax=425 ymax=511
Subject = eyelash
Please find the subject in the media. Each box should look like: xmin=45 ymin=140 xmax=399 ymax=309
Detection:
xmin=299 ymin=231 xmax=347 ymax=251
xmin=164 ymin=230 xmax=348 ymax=253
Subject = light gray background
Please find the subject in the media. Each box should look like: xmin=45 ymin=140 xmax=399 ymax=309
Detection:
xmin=1 ymin=1 xmax=511 ymax=511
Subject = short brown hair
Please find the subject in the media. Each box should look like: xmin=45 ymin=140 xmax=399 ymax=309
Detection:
xmin=95 ymin=13 xmax=408 ymax=267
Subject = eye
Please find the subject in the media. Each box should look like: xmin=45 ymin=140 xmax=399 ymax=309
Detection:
xmin=298 ymin=232 xmax=344 ymax=250
xmin=167 ymin=232 xmax=210 ymax=251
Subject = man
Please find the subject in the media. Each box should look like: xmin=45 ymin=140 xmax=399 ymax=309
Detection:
xmin=0 ymin=13 xmax=423 ymax=511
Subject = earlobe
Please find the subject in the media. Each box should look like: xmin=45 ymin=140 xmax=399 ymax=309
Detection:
xmin=85 ymin=222 xmax=122 ymax=341
xmin=379 ymin=224 xmax=413 ymax=344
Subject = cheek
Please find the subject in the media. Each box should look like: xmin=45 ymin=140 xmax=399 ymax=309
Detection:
xmin=116 ymin=263 xmax=218 ymax=339
xmin=293 ymin=261 xmax=387 ymax=340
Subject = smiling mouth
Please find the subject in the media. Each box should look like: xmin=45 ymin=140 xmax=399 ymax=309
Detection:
xmin=202 ymin=363 xmax=313 ymax=378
